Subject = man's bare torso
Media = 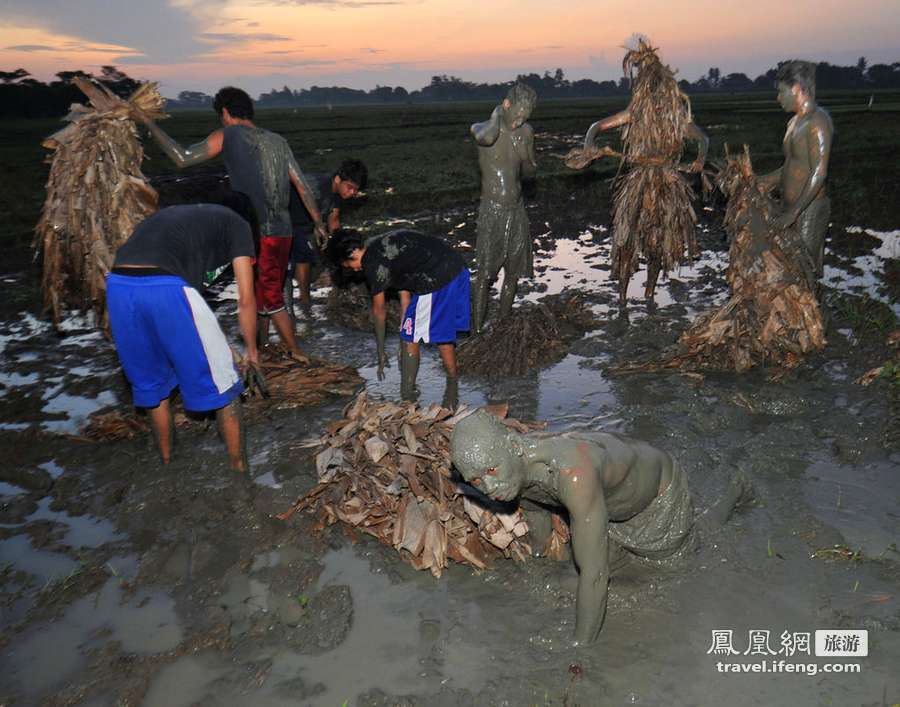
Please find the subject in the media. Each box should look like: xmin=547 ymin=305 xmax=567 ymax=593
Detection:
xmin=478 ymin=127 xmax=530 ymax=205
xmin=780 ymin=107 xmax=833 ymax=206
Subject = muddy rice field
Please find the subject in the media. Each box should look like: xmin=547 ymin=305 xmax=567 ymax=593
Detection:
xmin=1 ymin=97 xmax=899 ymax=706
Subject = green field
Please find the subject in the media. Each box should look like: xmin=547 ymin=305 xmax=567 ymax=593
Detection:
xmin=2 ymin=90 xmax=899 ymax=272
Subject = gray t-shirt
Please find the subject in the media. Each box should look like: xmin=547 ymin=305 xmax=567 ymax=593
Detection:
xmin=221 ymin=124 xmax=306 ymax=237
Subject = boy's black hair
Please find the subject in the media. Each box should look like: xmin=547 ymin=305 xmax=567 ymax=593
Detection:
xmin=336 ymin=159 xmax=369 ymax=190
xmin=325 ymin=228 xmax=366 ymax=287
xmin=219 ymin=189 xmax=261 ymax=256
xmin=776 ymin=60 xmax=817 ymax=100
xmin=213 ymin=86 xmax=255 ymax=120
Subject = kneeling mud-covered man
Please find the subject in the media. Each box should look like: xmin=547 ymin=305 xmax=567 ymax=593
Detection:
xmin=450 ymin=410 xmax=750 ymax=645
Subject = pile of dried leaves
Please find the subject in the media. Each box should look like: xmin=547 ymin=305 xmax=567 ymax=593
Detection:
xmin=278 ymin=395 xmax=569 ymax=577
xmin=80 ymin=348 xmax=363 ymax=441
xmin=35 ymin=78 xmax=164 ymax=329
xmin=616 ymin=148 xmax=826 ymax=375
xmin=458 ymin=291 xmax=597 ymax=376
xmin=325 ymin=282 xmax=402 ymax=331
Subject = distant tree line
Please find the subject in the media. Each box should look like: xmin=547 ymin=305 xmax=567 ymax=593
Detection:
xmin=0 ymin=66 xmax=141 ymax=118
xmin=2 ymin=58 xmax=898 ymax=118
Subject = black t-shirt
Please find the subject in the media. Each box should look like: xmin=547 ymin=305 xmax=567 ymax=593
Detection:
xmin=113 ymin=204 xmax=255 ymax=291
xmin=288 ymin=173 xmax=345 ymax=233
xmin=361 ymin=230 xmax=465 ymax=296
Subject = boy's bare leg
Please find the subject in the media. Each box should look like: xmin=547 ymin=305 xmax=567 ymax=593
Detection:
xmin=438 ymin=343 xmax=459 ymax=410
xmin=498 ymin=268 xmax=518 ymax=319
xmin=270 ymin=310 xmax=309 ymax=360
xmin=400 ymin=341 xmax=420 ymax=401
xmin=257 ymin=314 xmax=270 ymax=347
xmin=216 ymin=397 xmax=248 ymax=472
xmin=148 ymin=397 xmax=175 ymax=464
xmin=295 ymin=263 xmax=312 ymax=305
xmin=645 ymin=262 xmax=661 ymax=300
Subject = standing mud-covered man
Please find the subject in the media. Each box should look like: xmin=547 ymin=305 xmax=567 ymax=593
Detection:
xmin=327 ymin=229 xmax=470 ymax=408
xmin=471 ymin=82 xmax=538 ymax=333
xmin=761 ymin=60 xmax=833 ymax=284
xmin=107 ymin=198 xmax=260 ymax=472
xmin=138 ymin=86 xmax=323 ymax=359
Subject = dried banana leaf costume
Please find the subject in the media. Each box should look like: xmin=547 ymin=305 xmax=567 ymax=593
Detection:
xmin=612 ymin=42 xmax=697 ymax=296
xmin=35 ymin=78 xmax=163 ymax=328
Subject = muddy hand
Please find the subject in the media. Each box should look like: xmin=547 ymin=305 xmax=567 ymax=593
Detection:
xmin=314 ymin=223 xmax=329 ymax=249
xmin=243 ymin=362 xmax=270 ymax=398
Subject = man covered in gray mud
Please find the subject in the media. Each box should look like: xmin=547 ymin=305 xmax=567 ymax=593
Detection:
xmin=138 ymin=86 xmax=323 ymax=359
xmin=326 ymin=229 xmax=470 ymax=408
xmin=284 ymin=158 xmax=368 ymax=314
xmin=450 ymin=410 xmax=752 ymax=645
xmin=470 ymin=82 xmax=538 ymax=333
xmin=760 ymin=60 xmax=833 ymax=285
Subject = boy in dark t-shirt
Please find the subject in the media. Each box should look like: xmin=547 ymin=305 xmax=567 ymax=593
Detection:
xmin=107 ymin=200 xmax=259 ymax=472
xmin=326 ymin=229 xmax=470 ymax=407
xmin=286 ymin=159 xmax=367 ymax=310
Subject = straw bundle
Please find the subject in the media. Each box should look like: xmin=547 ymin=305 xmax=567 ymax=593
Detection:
xmin=326 ymin=282 xmax=403 ymax=331
xmin=80 ymin=348 xmax=363 ymax=441
xmin=278 ymin=395 xmax=569 ymax=577
xmin=35 ymin=78 xmax=164 ymax=328
xmin=615 ymin=148 xmax=825 ymax=375
xmin=458 ymin=291 xmax=597 ymax=376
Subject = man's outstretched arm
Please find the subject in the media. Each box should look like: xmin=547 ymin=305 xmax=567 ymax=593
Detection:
xmin=233 ymin=256 xmax=258 ymax=366
xmin=143 ymin=119 xmax=222 ymax=168
xmin=685 ymin=122 xmax=709 ymax=173
xmin=583 ymin=107 xmax=631 ymax=152
xmin=371 ymin=291 xmax=389 ymax=380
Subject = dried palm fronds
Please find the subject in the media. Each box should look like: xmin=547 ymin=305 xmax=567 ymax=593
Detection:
xmin=613 ymin=40 xmax=697 ymax=298
xmin=278 ymin=394 xmax=566 ymax=577
xmin=326 ymin=282 xmax=403 ymax=331
xmin=78 ymin=349 xmax=363 ymax=441
xmin=35 ymin=78 xmax=165 ymax=329
xmin=621 ymin=39 xmax=691 ymax=162
xmin=614 ymin=147 xmax=825 ymax=375
xmin=458 ymin=291 xmax=598 ymax=376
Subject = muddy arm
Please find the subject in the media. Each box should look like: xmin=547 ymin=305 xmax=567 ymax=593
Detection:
xmin=288 ymin=161 xmax=326 ymax=243
xmin=583 ymin=107 xmax=631 ymax=152
xmin=144 ymin=120 xmax=221 ymax=168
xmin=515 ymin=123 xmax=537 ymax=178
xmin=233 ymin=256 xmax=259 ymax=365
xmin=685 ymin=122 xmax=709 ymax=172
xmin=471 ymin=105 xmax=502 ymax=147
xmin=559 ymin=459 xmax=609 ymax=645
xmin=371 ymin=291 xmax=388 ymax=379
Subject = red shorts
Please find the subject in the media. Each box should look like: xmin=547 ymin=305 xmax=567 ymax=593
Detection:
xmin=255 ymin=236 xmax=292 ymax=314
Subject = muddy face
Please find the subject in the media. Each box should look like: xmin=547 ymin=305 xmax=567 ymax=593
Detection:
xmin=504 ymin=102 xmax=532 ymax=130
xmin=450 ymin=411 xmax=526 ymax=502
xmin=777 ymin=82 xmax=797 ymax=112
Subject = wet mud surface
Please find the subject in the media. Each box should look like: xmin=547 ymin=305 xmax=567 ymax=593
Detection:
xmin=1 ymin=201 xmax=898 ymax=706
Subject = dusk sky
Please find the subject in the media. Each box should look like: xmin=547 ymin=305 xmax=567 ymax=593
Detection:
xmin=1 ymin=0 xmax=898 ymax=97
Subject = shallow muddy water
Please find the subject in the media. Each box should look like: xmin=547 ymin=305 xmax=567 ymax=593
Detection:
xmin=0 ymin=218 xmax=898 ymax=706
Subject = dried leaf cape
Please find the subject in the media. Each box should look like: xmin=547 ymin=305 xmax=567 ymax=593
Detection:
xmin=35 ymin=78 xmax=164 ymax=328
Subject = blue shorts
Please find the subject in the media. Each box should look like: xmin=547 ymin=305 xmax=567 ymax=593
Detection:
xmin=400 ymin=268 xmax=471 ymax=344
xmin=106 ymin=273 xmax=243 ymax=411
xmin=289 ymin=227 xmax=317 ymax=266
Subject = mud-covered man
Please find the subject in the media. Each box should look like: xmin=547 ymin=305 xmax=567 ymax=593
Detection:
xmin=327 ymin=229 xmax=470 ymax=407
xmin=471 ymin=82 xmax=538 ymax=333
xmin=450 ymin=410 xmax=750 ymax=645
xmin=760 ymin=60 xmax=833 ymax=282
xmin=285 ymin=159 xmax=368 ymax=312
xmin=107 ymin=197 xmax=260 ymax=472
xmin=138 ymin=86 xmax=322 ymax=358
